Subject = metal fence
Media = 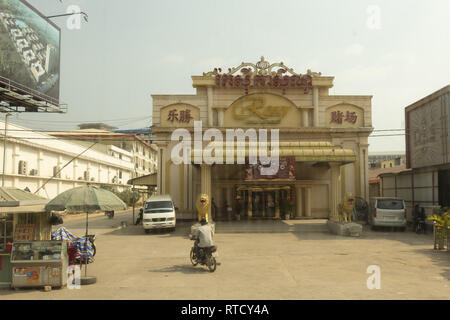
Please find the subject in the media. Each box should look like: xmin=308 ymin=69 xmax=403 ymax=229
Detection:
xmin=433 ymin=223 xmax=450 ymax=251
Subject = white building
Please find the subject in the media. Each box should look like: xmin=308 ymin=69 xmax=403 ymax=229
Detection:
xmin=46 ymin=128 xmax=158 ymax=180
xmin=0 ymin=121 xmax=135 ymax=200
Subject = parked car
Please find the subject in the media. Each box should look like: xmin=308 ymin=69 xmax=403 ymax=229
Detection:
xmin=142 ymin=194 xmax=176 ymax=233
xmin=368 ymin=197 xmax=407 ymax=231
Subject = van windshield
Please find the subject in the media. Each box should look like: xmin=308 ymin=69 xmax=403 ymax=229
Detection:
xmin=377 ymin=199 xmax=404 ymax=210
xmin=144 ymin=201 xmax=173 ymax=213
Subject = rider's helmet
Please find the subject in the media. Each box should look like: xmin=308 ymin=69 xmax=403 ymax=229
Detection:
xmin=200 ymin=218 xmax=207 ymax=225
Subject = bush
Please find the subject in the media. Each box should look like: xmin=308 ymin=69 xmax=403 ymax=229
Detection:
xmin=99 ymin=185 xmax=139 ymax=207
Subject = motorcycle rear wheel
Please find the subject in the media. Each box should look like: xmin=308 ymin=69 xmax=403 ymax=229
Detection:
xmin=207 ymin=256 xmax=216 ymax=272
xmin=190 ymin=248 xmax=198 ymax=266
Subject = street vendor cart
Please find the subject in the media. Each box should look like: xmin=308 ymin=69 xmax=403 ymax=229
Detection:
xmin=0 ymin=187 xmax=53 ymax=287
xmin=10 ymin=240 xmax=68 ymax=288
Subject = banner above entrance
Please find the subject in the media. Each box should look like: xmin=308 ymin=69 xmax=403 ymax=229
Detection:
xmin=245 ymin=156 xmax=296 ymax=181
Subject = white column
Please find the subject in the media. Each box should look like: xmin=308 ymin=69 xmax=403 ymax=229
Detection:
xmin=184 ymin=164 xmax=188 ymax=211
xmin=37 ymin=150 xmax=43 ymax=176
xmin=295 ymin=186 xmax=303 ymax=218
xmin=207 ymin=86 xmax=214 ymax=126
xmin=313 ymin=87 xmax=319 ymax=126
xmin=218 ymin=109 xmax=225 ymax=127
xmin=156 ymin=147 xmax=164 ymax=195
xmin=302 ymin=110 xmax=309 ymax=127
xmin=330 ymin=163 xmax=341 ymax=221
xmin=12 ymin=144 xmax=20 ymax=175
xmin=304 ymin=187 xmax=312 ymax=217
xmin=73 ymin=159 xmax=79 ymax=181
xmin=361 ymin=145 xmax=369 ymax=200
xmin=358 ymin=143 xmax=369 ymax=200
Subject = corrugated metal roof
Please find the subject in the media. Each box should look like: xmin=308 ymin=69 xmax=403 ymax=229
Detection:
xmin=0 ymin=187 xmax=48 ymax=207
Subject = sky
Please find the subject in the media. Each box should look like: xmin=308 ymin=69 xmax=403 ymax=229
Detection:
xmin=6 ymin=0 xmax=450 ymax=152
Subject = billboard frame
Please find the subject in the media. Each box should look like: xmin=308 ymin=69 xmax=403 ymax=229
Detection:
xmin=0 ymin=0 xmax=64 ymax=113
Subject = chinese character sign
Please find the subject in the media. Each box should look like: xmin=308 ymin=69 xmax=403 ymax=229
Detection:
xmin=328 ymin=107 xmax=361 ymax=126
xmin=161 ymin=104 xmax=199 ymax=127
xmin=167 ymin=109 xmax=193 ymax=123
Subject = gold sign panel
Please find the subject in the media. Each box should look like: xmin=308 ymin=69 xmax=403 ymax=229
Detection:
xmin=160 ymin=103 xmax=200 ymax=127
xmin=326 ymin=104 xmax=364 ymax=128
xmin=224 ymin=93 xmax=300 ymax=127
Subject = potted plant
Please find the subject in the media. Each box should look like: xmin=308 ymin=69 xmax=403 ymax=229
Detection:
xmin=429 ymin=207 xmax=450 ymax=250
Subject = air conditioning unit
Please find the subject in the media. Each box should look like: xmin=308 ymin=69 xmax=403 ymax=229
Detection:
xmin=53 ymin=166 xmax=61 ymax=178
xmin=29 ymin=169 xmax=38 ymax=176
xmin=84 ymin=171 xmax=90 ymax=181
xmin=18 ymin=160 xmax=28 ymax=175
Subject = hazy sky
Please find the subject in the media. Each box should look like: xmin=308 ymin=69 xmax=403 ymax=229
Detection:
xmin=7 ymin=0 xmax=450 ymax=152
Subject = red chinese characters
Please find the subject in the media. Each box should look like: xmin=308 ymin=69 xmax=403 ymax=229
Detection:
xmin=214 ymin=74 xmax=312 ymax=94
xmin=330 ymin=110 xmax=358 ymax=124
xmin=167 ymin=109 xmax=193 ymax=123
xmin=345 ymin=111 xmax=357 ymax=124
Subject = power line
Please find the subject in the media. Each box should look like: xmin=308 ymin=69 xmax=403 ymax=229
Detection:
xmin=8 ymin=115 xmax=153 ymax=124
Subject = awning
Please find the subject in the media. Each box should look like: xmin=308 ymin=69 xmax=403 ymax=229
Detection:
xmin=127 ymin=173 xmax=157 ymax=186
xmin=0 ymin=204 xmax=47 ymax=214
xmin=191 ymin=141 xmax=356 ymax=164
xmin=236 ymin=186 xmax=292 ymax=192
xmin=0 ymin=187 xmax=48 ymax=207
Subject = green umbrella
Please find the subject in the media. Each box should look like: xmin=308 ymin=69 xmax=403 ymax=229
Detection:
xmin=45 ymin=185 xmax=127 ymax=213
xmin=45 ymin=185 xmax=127 ymax=284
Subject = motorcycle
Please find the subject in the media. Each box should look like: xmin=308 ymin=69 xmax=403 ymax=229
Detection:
xmin=414 ymin=218 xmax=427 ymax=234
xmin=189 ymin=234 xmax=217 ymax=272
xmin=105 ymin=211 xmax=115 ymax=219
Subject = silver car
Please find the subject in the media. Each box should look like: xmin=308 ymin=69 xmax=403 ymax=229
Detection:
xmin=369 ymin=197 xmax=407 ymax=231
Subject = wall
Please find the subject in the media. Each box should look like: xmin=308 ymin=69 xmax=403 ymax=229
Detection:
xmin=380 ymin=169 xmax=439 ymax=221
xmin=0 ymin=121 xmax=135 ymax=199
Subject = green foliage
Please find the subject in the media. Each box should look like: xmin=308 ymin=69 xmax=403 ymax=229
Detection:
xmin=428 ymin=210 xmax=450 ymax=228
xmin=99 ymin=185 xmax=138 ymax=207
xmin=118 ymin=188 xmax=140 ymax=207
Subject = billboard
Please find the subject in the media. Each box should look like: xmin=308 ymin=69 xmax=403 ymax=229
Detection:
xmin=406 ymin=86 xmax=450 ymax=169
xmin=0 ymin=0 xmax=60 ymax=105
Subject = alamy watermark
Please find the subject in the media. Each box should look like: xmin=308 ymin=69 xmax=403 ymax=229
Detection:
xmin=366 ymin=265 xmax=381 ymax=289
xmin=66 ymin=5 xmax=82 ymax=30
xmin=67 ymin=265 xmax=81 ymax=290
xmin=366 ymin=5 xmax=381 ymax=30
xmin=171 ymin=121 xmax=280 ymax=176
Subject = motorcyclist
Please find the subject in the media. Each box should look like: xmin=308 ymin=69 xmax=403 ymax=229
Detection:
xmin=413 ymin=204 xmax=426 ymax=232
xmin=135 ymin=208 xmax=143 ymax=225
xmin=193 ymin=218 xmax=216 ymax=260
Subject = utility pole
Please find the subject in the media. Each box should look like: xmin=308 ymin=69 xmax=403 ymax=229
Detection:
xmin=2 ymin=113 xmax=11 ymax=187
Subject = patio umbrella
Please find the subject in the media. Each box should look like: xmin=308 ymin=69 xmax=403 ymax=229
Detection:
xmin=45 ymin=185 xmax=127 ymax=284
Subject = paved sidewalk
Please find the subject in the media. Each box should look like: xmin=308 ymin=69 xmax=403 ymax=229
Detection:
xmin=1 ymin=219 xmax=449 ymax=300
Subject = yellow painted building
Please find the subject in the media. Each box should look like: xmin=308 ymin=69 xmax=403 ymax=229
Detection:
xmin=151 ymin=57 xmax=373 ymax=221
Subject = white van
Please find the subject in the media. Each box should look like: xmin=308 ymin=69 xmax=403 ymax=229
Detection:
xmin=142 ymin=195 xmax=176 ymax=233
xmin=369 ymin=197 xmax=407 ymax=231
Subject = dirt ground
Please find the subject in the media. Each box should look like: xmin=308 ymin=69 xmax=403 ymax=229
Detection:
xmin=1 ymin=212 xmax=449 ymax=300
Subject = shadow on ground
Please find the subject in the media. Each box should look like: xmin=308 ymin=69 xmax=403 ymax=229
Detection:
xmin=413 ymin=248 xmax=450 ymax=281
xmin=149 ymin=264 xmax=211 ymax=274
xmin=104 ymin=222 xmax=192 ymax=238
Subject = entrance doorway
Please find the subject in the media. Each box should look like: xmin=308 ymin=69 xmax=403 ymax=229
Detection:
xmin=235 ymin=185 xmax=294 ymax=219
